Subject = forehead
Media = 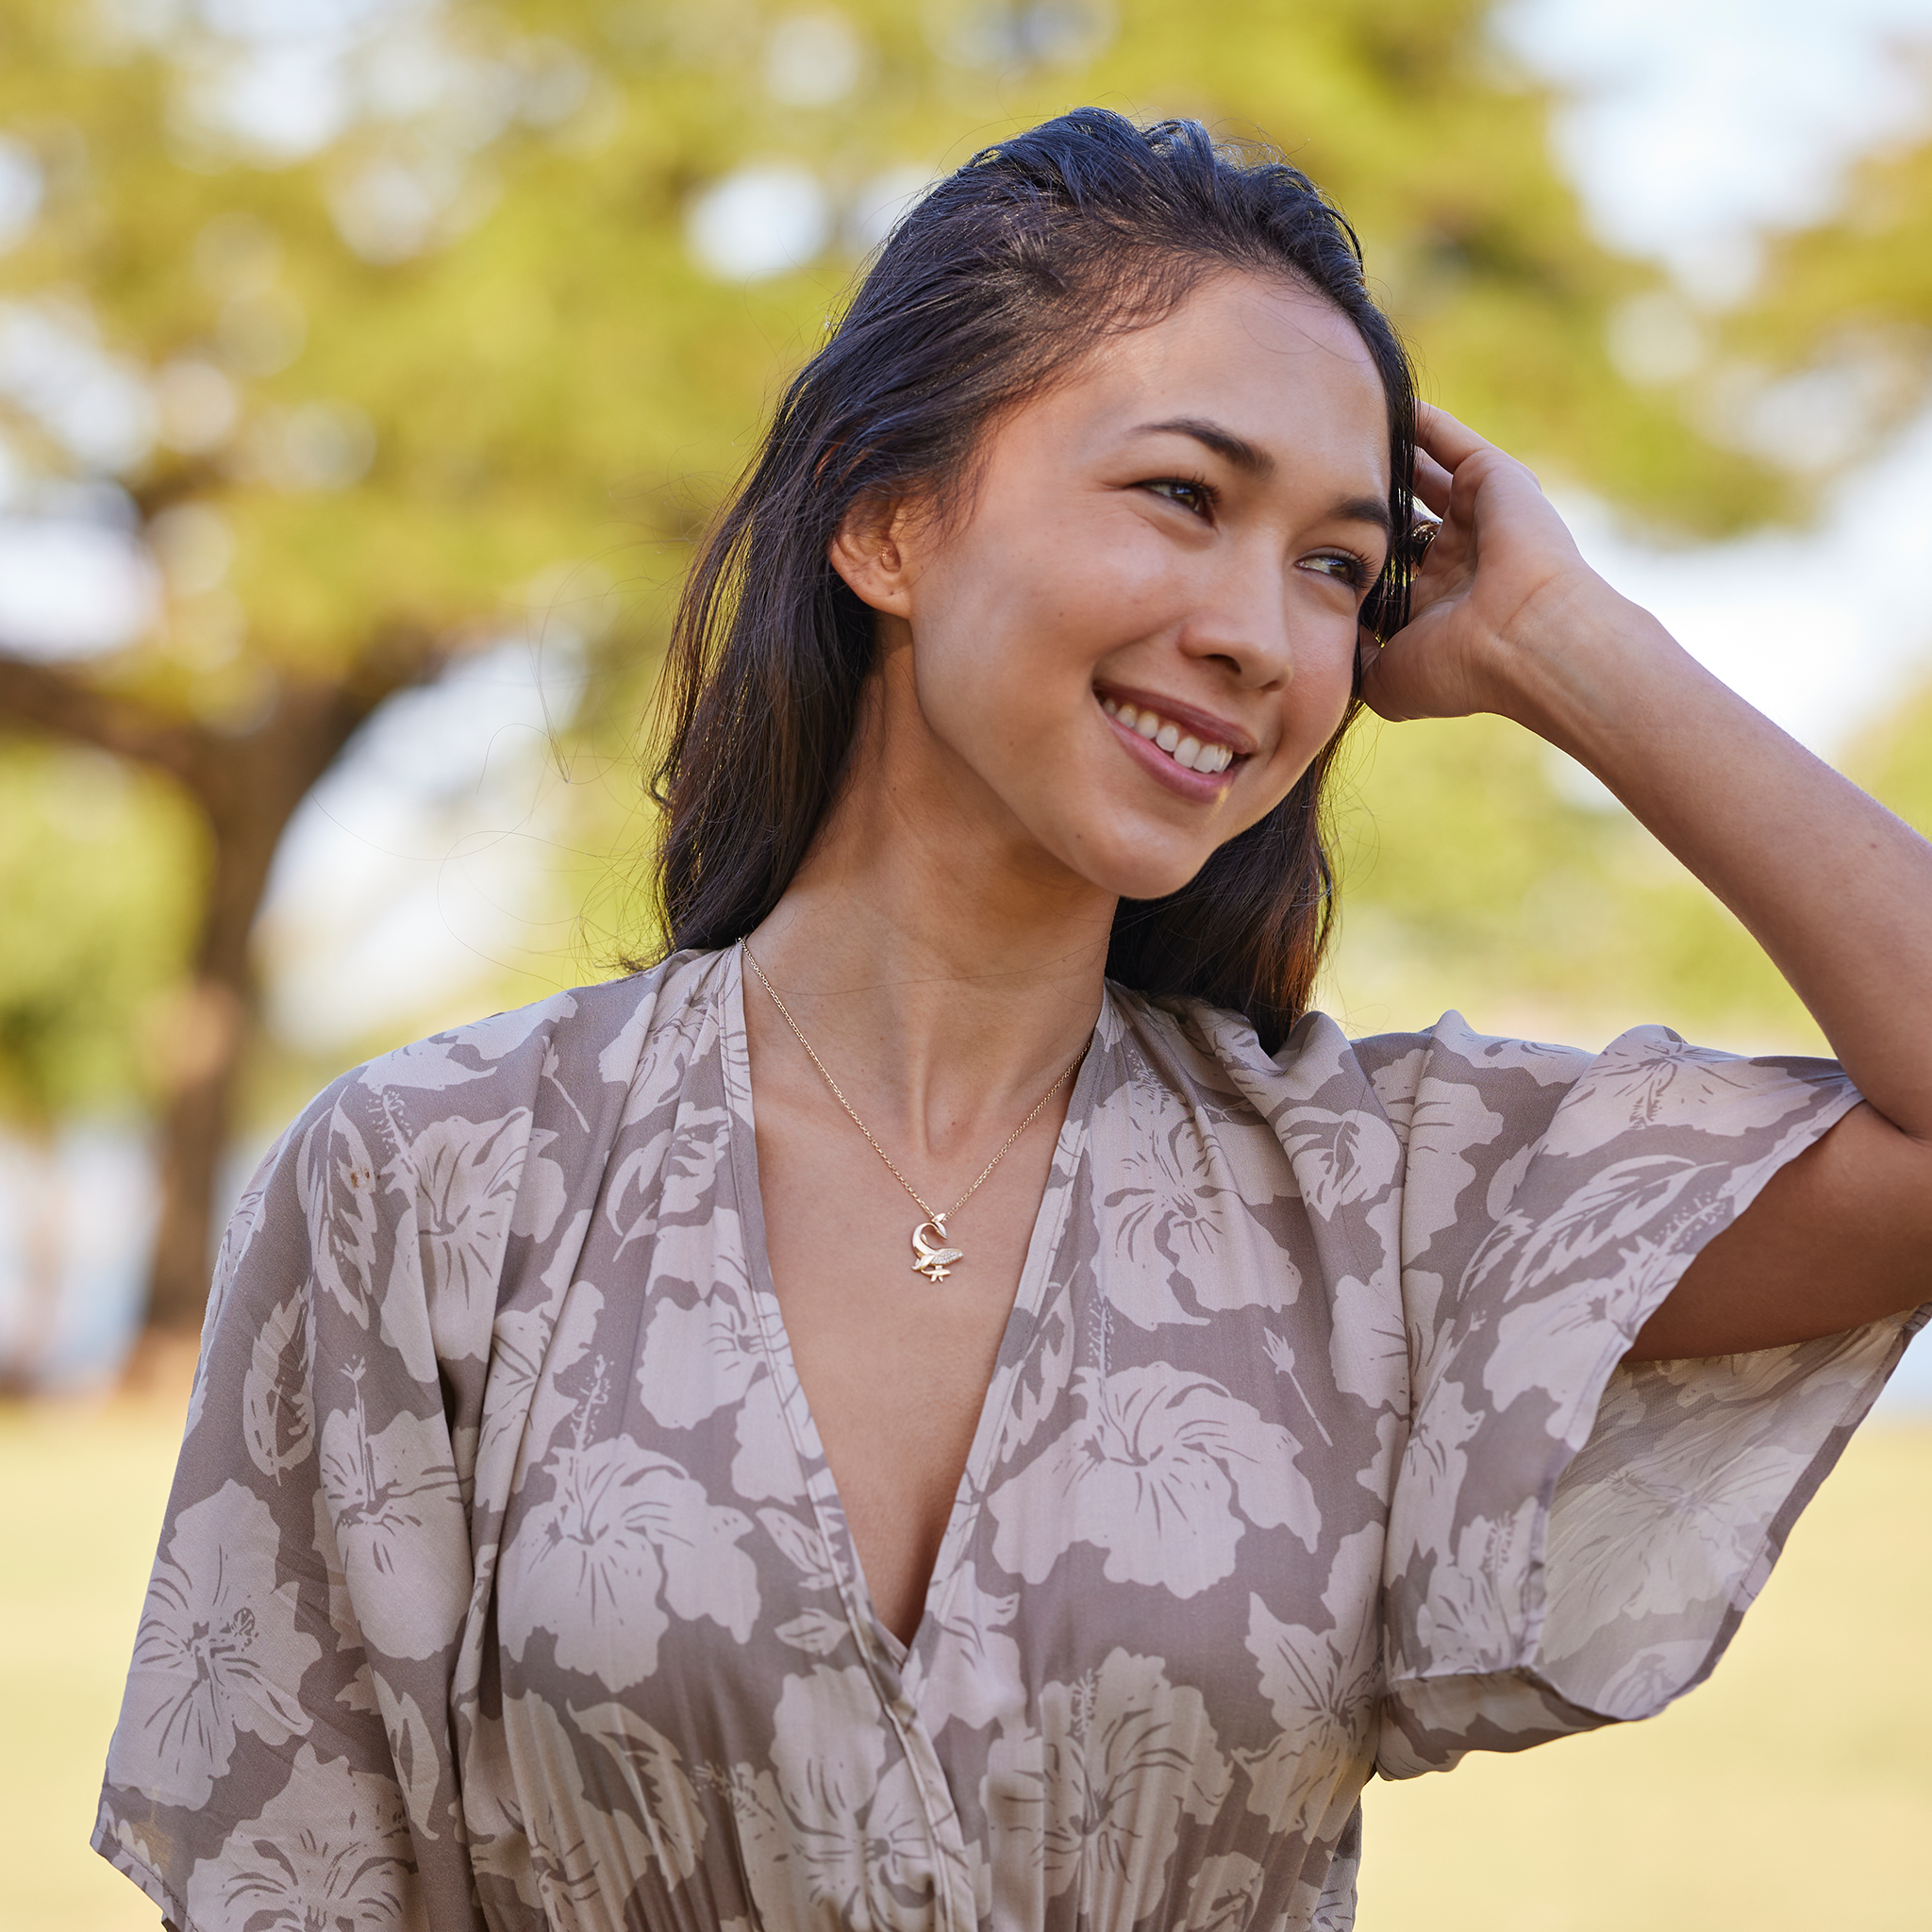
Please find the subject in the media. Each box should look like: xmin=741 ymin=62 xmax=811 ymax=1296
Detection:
xmin=1024 ymin=272 xmax=1392 ymax=488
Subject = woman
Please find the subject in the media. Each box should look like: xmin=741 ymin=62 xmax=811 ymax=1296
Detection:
xmin=97 ymin=111 xmax=1928 ymax=1931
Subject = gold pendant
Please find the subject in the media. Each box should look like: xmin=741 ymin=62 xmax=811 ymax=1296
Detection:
xmin=910 ymin=1212 xmax=964 ymax=1283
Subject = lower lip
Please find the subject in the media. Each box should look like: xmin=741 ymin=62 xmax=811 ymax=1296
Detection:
xmin=1103 ymin=708 xmax=1239 ymax=802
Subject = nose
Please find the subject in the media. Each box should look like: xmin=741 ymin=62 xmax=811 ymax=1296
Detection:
xmin=1173 ymin=536 xmax=1298 ymax=690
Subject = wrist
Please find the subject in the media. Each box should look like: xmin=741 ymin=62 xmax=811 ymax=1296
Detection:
xmin=1483 ymin=573 xmax=1683 ymax=754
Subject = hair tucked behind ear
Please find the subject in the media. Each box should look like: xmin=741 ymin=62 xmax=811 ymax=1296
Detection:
xmin=639 ymin=108 xmax=1418 ymax=1050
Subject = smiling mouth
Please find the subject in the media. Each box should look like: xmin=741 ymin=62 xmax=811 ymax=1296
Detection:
xmin=1098 ymin=693 xmax=1241 ymax=774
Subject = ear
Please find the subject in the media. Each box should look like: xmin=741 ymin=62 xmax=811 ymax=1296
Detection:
xmin=827 ymin=496 xmax=920 ymax=616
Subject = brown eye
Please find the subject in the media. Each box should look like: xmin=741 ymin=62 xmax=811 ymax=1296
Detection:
xmin=1144 ymin=478 xmax=1213 ymax=518
xmin=1305 ymin=551 xmax=1371 ymax=588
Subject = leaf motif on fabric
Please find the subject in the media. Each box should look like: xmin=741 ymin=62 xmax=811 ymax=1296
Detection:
xmin=1324 ymin=1270 xmax=1407 ymax=1409
xmin=491 ymin=1693 xmax=658 ymax=1917
xmin=1277 ymin=1108 xmax=1402 ymax=1222
xmin=1384 ymin=1368 xmax=1484 ymax=1584
xmin=373 ymin=1674 xmax=442 ymax=1840
xmin=362 ymin=992 xmax=578 ymax=1093
xmin=1543 ymin=1028 xmax=1820 ymax=1156
xmin=573 ymin=1698 xmax=708 ymax=1882
xmin=299 ymin=1105 xmax=384 ymax=1328
xmin=242 ymin=1291 xmax=313 ymax=1480
xmin=1487 ymin=1154 xmax=1712 ymax=1301
xmin=758 ymin=1507 xmax=839 ymax=1591
xmin=1401 ymin=1086 xmax=1506 ymax=1251
xmin=775 ymin=1608 xmax=851 ymax=1657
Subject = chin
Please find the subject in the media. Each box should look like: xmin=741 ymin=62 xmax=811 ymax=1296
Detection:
xmin=1065 ymin=829 xmax=1218 ymax=904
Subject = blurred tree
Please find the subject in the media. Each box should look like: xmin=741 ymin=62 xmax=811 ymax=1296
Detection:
xmin=1711 ymin=108 xmax=1932 ymax=870
xmin=0 ymin=745 xmax=198 ymax=1385
xmin=0 ymin=0 xmax=1791 ymax=1352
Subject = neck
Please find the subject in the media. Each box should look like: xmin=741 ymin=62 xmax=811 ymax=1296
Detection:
xmin=745 ymin=661 xmax=1112 ymax=1155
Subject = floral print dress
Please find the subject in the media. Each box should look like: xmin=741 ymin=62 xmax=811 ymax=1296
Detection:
xmin=95 ymin=945 xmax=1924 ymax=1932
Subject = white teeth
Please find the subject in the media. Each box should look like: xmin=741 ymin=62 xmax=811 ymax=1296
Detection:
xmin=1099 ymin=693 xmax=1236 ymax=774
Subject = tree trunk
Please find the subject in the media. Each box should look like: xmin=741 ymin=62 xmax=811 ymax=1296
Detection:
xmin=143 ymin=685 xmax=387 ymax=1335
xmin=0 ymin=638 xmax=444 ymax=1353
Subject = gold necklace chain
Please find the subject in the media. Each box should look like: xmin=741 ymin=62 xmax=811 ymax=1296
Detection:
xmin=741 ymin=941 xmax=1088 ymax=1283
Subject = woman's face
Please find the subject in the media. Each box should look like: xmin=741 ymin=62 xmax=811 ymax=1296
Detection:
xmin=837 ymin=271 xmax=1394 ymax=904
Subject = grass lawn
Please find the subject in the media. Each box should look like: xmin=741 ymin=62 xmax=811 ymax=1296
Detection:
xmin=6 ymin=1391 xmax=1926 ymax=1930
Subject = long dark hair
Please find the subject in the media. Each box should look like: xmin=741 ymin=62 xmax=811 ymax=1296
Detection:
xmin=644 ymin=109 xmax=1418 ymax=1050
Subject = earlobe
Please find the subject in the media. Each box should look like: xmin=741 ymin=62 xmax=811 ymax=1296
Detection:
xmin=827 ymin=500 xmax=916 ymax=616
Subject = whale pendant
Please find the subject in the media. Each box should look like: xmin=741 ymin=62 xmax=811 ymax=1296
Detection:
xmin=910 ymin=1212 xmax=965 ymax=1284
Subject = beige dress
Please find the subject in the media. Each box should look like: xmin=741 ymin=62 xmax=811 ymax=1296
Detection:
xmin=95 ymin=945 xmax=1923 ymax=1931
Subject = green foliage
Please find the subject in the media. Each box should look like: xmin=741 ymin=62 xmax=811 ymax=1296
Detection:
xmin=0 ymin=0 xmax=1875 ymax=1137
xmin=1857 ymin=681 xmax=1932 ymax=843
xmin=1324 ymin=714 xmax=1824 ymax=1051
xmin=0 ymin=741 xmax=200 ymax=1124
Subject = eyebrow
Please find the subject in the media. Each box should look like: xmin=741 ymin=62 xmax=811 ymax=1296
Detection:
xmin=1132 ymin=416 xmax=1392 ymax=539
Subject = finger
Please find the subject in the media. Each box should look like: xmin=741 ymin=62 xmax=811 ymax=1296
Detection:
xmin=1414 ymin=401 xmax=1495 ymax=472
xmin=1411 ymin=447 xmax=1455 ymax=515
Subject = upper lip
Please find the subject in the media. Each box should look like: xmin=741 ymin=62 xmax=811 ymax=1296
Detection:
xmin=1093 ymin=682 xmax=1257 ymax=758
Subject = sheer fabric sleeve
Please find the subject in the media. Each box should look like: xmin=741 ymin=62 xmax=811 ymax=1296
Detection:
xmin=92 ymin=1065 xmax=484 ymax=1931
xmin=1353 ymin=1015 xmax=1926 ymax=1776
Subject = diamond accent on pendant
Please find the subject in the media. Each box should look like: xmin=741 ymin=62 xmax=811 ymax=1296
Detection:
xmin=911 ymin=1214 xmax=964 ymax=1283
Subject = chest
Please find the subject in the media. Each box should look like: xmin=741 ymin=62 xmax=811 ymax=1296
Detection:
xmin=751 ymin=1063 xmax=1073 ymax=1644
xmin=488 ymin=1070 xmax=1400 ymax=1924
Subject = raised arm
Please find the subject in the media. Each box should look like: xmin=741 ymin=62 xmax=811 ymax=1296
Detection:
xmin=1361 ymin=404 xmax=1932 ymax=1357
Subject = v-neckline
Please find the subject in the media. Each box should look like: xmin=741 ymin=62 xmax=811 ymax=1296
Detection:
xmin=719 ymin=941 xmax=1105 ymax=1668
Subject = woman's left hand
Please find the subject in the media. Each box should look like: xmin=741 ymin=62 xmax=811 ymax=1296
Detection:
xmin=1357 ymin=403 xmax=1619 ymax=727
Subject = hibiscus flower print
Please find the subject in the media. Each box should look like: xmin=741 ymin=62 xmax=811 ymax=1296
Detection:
xmin=185 ymin=1743 xmax=413 ymax=1930
xmin=1238 ymin=1527 xmax=1382 ymax=1839
xmin=392 ymin=1108 xmax=566 ymax=1361
xmin=106 ymin=1482 xmax=319 ymax=1807
xmin=1099 ymin=1084 xmax=1224 ymax=1331
xmin=500 ymin=1434 xmax=759 ymax=1690
xmin=988 ymin=1364 xmax=1319 ymax=1598
xmin=984 ymin=1649 xmax=1231 ymax=1921
xmin=318 ymin=1383 xmax=469 ymax=1662
xmin=733 ymin=1665 xmax=936 ymax=1932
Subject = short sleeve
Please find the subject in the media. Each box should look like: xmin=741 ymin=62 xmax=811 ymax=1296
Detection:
xmin=1357 ymin=1015 xmax=1927 ymax=1777
xmin=92 ymin=1073 xmax=480 ymax=1931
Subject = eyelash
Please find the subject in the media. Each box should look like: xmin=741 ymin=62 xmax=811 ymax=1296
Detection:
xmin=1139 ymin=475 xmax=1379 ymax=590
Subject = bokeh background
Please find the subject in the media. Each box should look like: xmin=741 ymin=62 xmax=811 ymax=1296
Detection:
xmin=2 ymin=0 xmax=1929 ymax=1924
